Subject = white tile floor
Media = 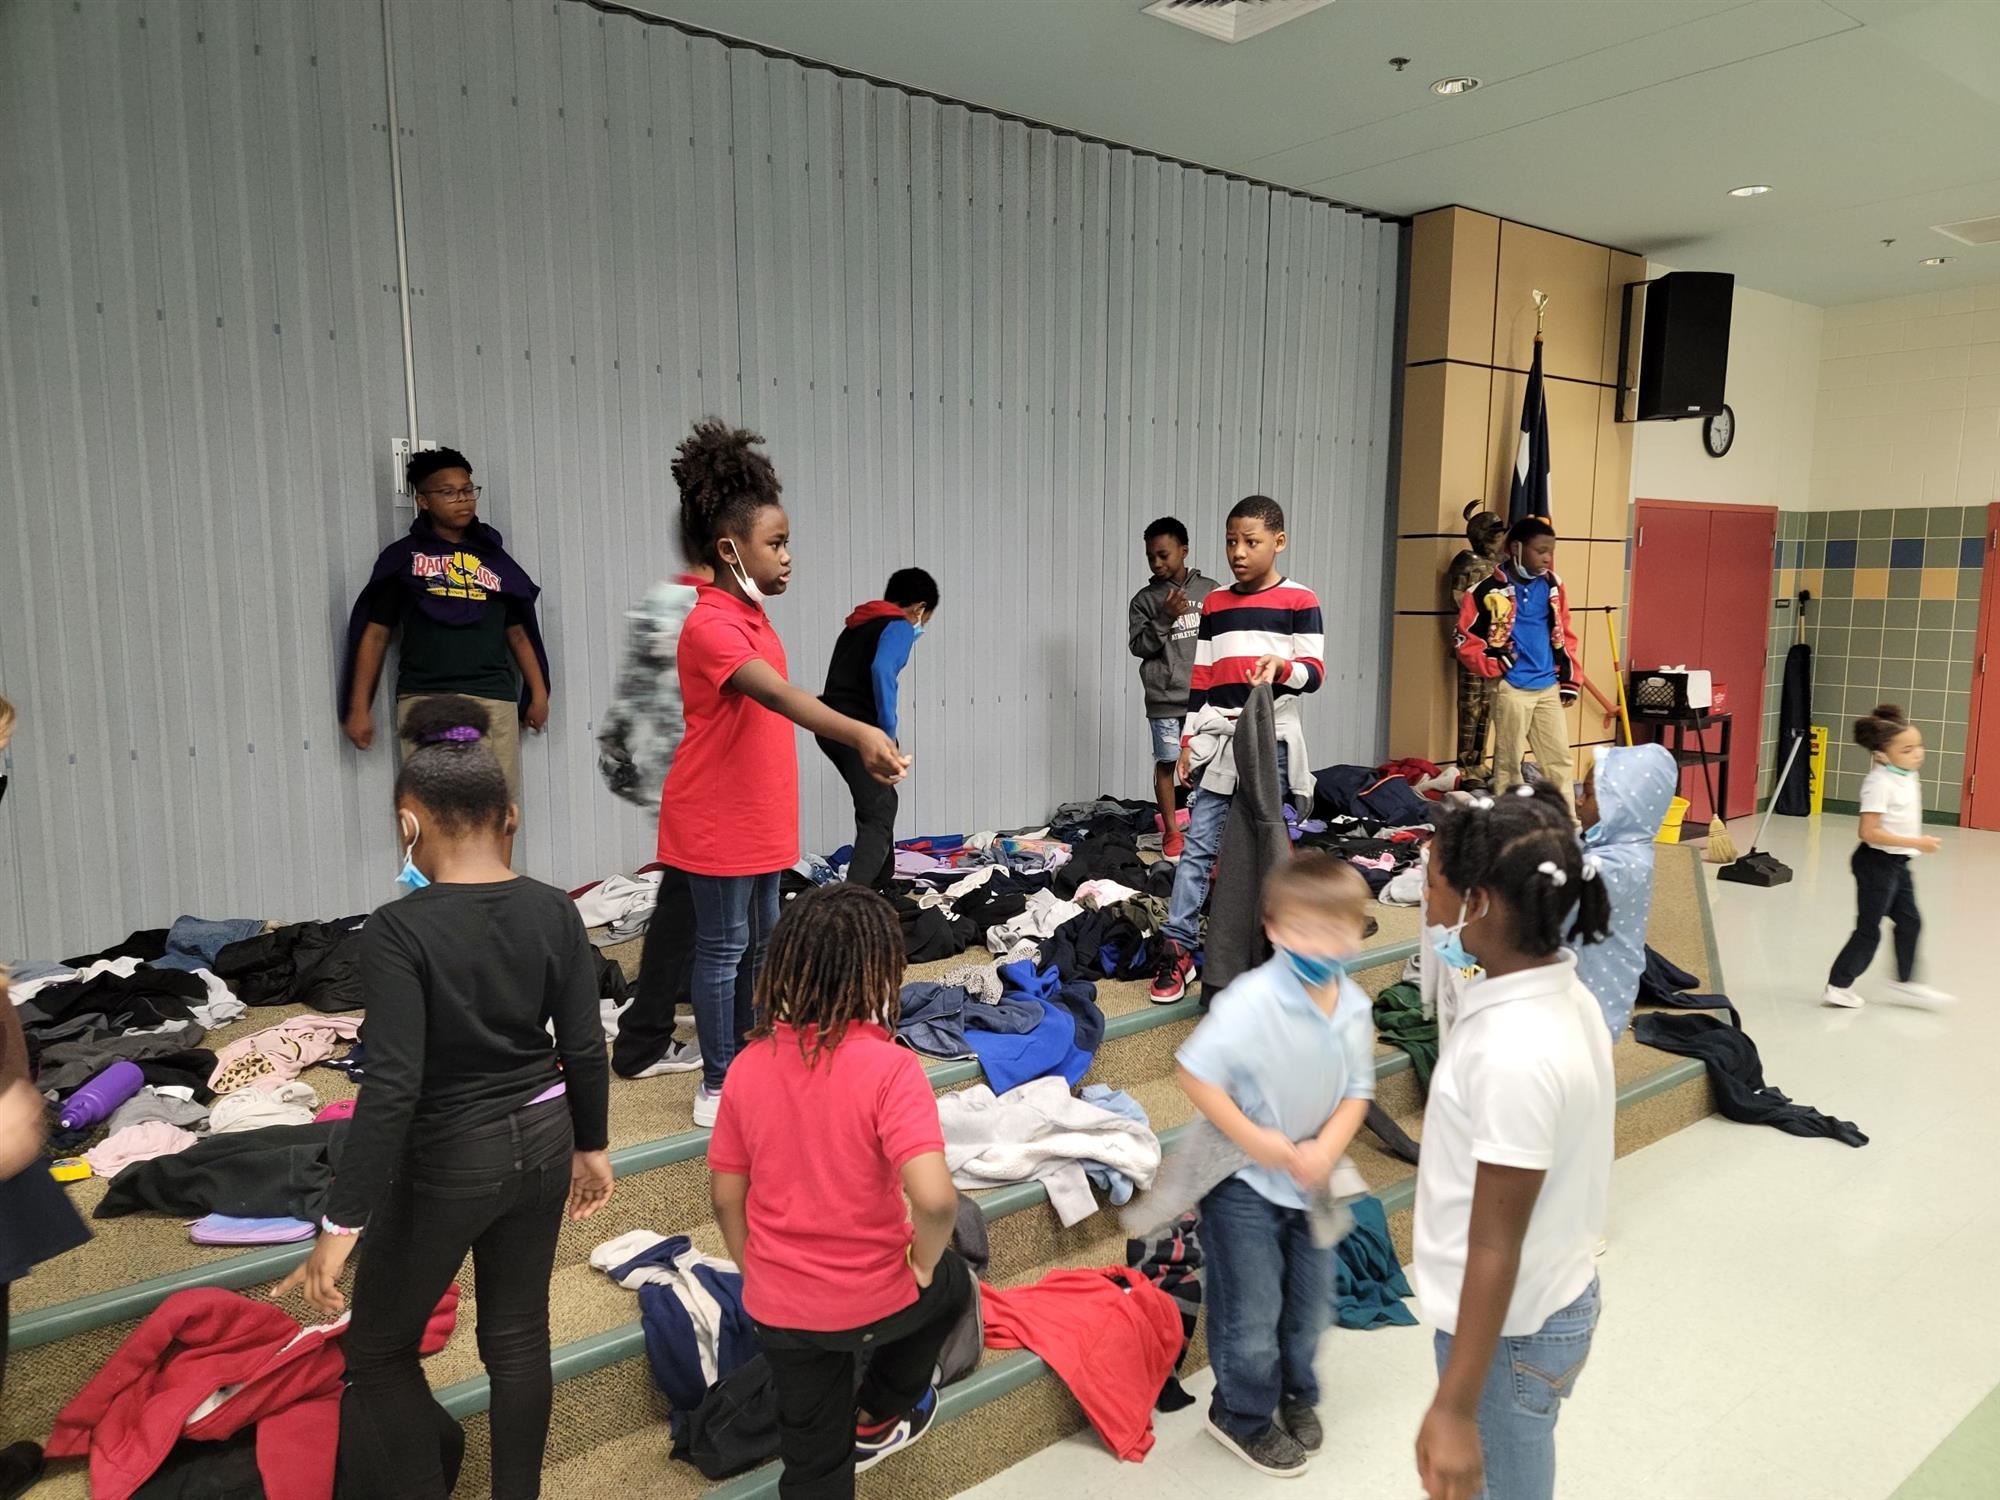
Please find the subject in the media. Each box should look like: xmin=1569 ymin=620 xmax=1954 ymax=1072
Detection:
xmin=963 ymin=817 xmax=2000 ymax=1500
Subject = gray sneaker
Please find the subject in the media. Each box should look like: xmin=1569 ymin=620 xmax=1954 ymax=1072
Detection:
xmin=1204 ymin=1416 xmax=1310 ymax=1478
xmin=1279 ymin=1399 xmax=1324 ymax=1454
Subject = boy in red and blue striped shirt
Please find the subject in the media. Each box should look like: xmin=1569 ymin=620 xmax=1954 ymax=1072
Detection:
xmin=1152 ymin=496 xmax=1325 ymax=1003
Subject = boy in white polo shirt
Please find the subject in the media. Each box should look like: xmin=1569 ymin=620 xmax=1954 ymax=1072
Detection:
xmin=1175 ymin=853 xmax=1374 ymax=1478
xmin=1413 ymin=784 xmax=1615 ymax=1500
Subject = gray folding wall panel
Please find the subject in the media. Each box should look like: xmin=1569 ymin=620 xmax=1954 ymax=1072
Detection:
xmin=0 ymin=0 xmax=1401 ymax=958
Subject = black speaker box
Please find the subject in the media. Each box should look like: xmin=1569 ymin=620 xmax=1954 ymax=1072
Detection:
xmin=1619 ymin=271 xmax=1733 ymax=421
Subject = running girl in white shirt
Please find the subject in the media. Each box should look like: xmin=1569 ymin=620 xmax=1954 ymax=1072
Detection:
xmin=1823 ymin=704 xmax=1953 ymax=1010
xmin=1413 ymin=783 xmax=1614 ymax=1500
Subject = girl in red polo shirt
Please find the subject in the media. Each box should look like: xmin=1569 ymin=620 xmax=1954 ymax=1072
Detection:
xmin=710 ymin=884 xmax=969 ymax=1496
xmin=661 ymin=421 xmax=908 ymax=1129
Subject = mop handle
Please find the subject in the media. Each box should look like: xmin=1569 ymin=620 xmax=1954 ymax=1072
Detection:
xmin=1746 ymin=731 xmax=1809 ymax=852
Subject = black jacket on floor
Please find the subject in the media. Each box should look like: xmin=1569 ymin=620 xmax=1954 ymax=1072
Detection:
xmin=96 ymin=1121 xmax=349 ymax=1221
xmin=1632 ymin=1011 xmax=1867 ymax=1148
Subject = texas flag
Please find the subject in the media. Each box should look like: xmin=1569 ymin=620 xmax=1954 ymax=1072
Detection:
xmin=1509 ymin=339 xmax=1552 ymax=526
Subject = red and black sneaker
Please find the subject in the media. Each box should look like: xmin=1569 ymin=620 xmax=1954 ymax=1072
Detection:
xmin=1149 ymin=943 xmax=1196 ymax=1005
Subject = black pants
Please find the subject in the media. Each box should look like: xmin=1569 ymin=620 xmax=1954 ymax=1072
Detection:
xmin=817 ymin=736 xmax=899 ymax=892
xmin=754 ymin=1250 xmax=972 ymax=1500
xmin=337 ymin=1098 xmax=573 ymax=1500
xmin=1828 ymin=844 xmax=1922 ymax=988
xmin=611 ymin=864 xmax=697 ymax=1076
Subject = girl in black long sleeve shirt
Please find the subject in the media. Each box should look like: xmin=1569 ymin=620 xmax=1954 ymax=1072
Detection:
xmin=276 ymin=696 xmax=613 ymax=1500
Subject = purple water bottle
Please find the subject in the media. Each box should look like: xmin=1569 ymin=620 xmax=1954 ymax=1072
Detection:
xmin=58 ymin=1059 xmax=145 ymax=1132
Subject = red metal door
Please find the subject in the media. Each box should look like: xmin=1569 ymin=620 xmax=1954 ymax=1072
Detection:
xmin=1964 ymin=504 xmax=2000 ymax=829
xmin=1628 ymin=501 xmax=1776 ymax=824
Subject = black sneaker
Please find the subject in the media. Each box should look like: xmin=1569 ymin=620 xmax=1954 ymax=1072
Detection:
xmin=1279 ymin=1399 xmax=1324 ymax=1454
xmin=854 ymin=1385 xmax=939 ymax=1473
xmin=1204 ymin=1416 xmax=1310 ymax=1477
xmin=0 ymin=1443 xmax=45 ymax=1500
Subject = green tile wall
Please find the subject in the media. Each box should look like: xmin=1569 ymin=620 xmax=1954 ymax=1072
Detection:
xmin=1770 ymin=504 xmax=1987 ymax=817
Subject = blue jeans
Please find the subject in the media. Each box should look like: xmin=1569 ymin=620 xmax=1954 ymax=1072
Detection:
xmin=1160 ymin=745 xmax=1288 ymax=952
xmin=685 ymin=870 xmax=781 ymax=1093
xmin=1200 ymin=1175 xmax=1329 ymax=1439
xmin=1431 ymin=1277 xmax=1600 ymax=1500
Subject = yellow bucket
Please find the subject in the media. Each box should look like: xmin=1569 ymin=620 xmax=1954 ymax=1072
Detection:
xmin=1656 ymin=796 xmax=1689 ymax=845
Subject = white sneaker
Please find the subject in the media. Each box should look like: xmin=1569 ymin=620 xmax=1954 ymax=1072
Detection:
xmin=1821 ymin=985 xmax=1864 ymax=1009
xmin=1884 ymin=981 xmax=1957 ymax=1011
xmin=692 ymin=1085 xmax=723 ymax=1129
xmin=632 ymin=1041 xmax=704 ymax=1078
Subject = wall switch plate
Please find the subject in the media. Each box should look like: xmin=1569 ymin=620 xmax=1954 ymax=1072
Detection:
xmin=391 ymin=437 xmax=439 ymax=501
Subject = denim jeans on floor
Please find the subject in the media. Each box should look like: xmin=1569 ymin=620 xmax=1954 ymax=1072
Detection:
xmin=1431 ymin=1277 xmax=1601 ymax=1500
xmin=1200 ymin=1174 xmax=1329 ymax=1439
xmin=1160 ymin=745 xmax=1287 ymax=953
xmin=339 ymin=1097 xmax=573 ymax=1500
xmin=687 ymin=870 xmax=781 ymax=1093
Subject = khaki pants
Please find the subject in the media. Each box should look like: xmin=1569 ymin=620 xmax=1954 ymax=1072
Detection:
xmin=396 ymin=694 xmax=522 ymax=803
xmin=1491 ymin=682 xmax=1574 ymax=812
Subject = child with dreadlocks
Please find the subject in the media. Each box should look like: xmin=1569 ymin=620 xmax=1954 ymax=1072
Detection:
xmin=709 ymin=885 xmax=970 ymax=1497
xmin=1414 ymin=784 xmax=1613 ymax=1500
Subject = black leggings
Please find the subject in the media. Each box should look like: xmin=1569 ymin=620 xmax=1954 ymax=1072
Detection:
xmin=611 ymin=864 xmax=697 ymax=1077
xmin=338 ymin=1098 xmax=573 ymax=1500
xmin=817 ymin=737 xmax=899 ymax=892
xmin=1828 ymin=844 xmax=1922 ymax=988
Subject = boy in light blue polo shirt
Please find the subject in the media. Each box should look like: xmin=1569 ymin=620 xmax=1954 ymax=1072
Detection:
xmin=1175 ymin=852 xmax=1376 ymax=1478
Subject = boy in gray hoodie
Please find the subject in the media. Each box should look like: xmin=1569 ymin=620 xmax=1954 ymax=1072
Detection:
xmin=1128 ymin=517 xmax=1218 ymax=858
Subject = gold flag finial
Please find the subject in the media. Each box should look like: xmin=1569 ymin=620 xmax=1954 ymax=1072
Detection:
xmin=1531 ymin=288 xmax=1550 ymax=338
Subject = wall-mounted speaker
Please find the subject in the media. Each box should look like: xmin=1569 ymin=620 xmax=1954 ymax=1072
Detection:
xmin=1617 ymin=271 xmax=1733 ymax=422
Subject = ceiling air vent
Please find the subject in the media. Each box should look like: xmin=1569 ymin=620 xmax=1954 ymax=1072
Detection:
xmin=1932 ymin=215 xmax=2000 ymax=247
xmin=1142 ymin=0 xmax=1336 ymax=45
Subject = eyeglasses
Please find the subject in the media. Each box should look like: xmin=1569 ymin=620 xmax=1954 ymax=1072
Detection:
xmin=421 ymin=485 xmax=482 ymax=502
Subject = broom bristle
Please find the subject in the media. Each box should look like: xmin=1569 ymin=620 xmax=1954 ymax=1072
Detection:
xmin=1704 ymin=815 xmax=1738 ymax=864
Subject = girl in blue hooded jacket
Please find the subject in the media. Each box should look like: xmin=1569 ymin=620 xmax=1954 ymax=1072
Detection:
xmin=1571 ymin=745 xmax=1677 ymax=1040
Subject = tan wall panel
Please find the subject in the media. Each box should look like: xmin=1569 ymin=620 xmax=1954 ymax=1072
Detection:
xmin=1390 ymin=615 xmax=1460 ymax=763
xmin=1406 ymin=207 xmax=1500 ymax=367
xmin=1601 ymin=250 xmax=1648 ymax=386
xmin=1398 ymin=362 xmax=1494 ymax=533
xmin=1569 ymin=540 xmax=1626 ymax=611
xmin=1395 ymin=535 xmax=1476 ymax=615
xmin=1493 ymin=221 xmax=1611 ymax=382
xmin=1590 ymin=384 xmax=1635 ymax=541
xmin=1486 ymin=372 xmax=1602 ymax=533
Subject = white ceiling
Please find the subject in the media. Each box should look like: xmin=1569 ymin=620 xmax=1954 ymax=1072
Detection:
xmin=620 ymin=0 xmax=2000 ymax=307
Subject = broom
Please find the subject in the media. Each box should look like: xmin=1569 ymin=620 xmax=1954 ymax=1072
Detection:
xmin=1603 ymin=612 xmax=1634 ymax=747
xmin=1693 ymin=710 xmax=1737 ymax=863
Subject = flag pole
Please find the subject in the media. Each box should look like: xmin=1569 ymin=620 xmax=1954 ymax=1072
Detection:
xmin=1532 ymin=288 xmax=1549 ymax=339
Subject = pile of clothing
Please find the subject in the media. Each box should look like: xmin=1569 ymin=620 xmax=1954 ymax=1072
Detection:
xmin=46 ymin=1285 xmax=461 ymax=1500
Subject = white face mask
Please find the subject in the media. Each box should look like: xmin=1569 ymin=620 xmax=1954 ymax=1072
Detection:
xmin=720 ymin=540 xmax=766 ymax=605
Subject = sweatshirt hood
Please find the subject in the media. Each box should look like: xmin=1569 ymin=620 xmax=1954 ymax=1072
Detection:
xmin=845 ymin=599 xmax=908 ymax=629
xmin=1141 ymin=565 xmax=1216 ymax=591
xmin=1589 ymin=744 xmax=1677 ymax=847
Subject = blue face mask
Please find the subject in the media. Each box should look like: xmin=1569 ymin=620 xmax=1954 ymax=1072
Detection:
xmin=1280 ymin=947 xmax=1346 ymax=990
xmin=1426 ymin=894 xmax=1483 ymax=971
xmin=395 ymin=817 xmax=430 ymax=894
xmin=1582 ymin=820 xmax=1608 ymax=848
xmin=912 ymin=623 xmax=926 ymax=638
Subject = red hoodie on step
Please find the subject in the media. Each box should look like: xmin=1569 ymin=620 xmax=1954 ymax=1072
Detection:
xmin=980 ymin=1267 xmax=1185 ymax=1461
xmin=46 ymin=1284 xmax=462 ymax=1500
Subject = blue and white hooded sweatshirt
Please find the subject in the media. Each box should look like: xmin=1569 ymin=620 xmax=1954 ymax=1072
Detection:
xmin=1575 ymin=744 xmax=1677 ymax=1039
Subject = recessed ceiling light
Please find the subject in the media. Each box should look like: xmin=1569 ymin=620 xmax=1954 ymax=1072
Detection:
xmin=1920 ymin=256 xmax=1955 ymax=267
xmin=1728 ymin=184 xmax=1772 ymax=198
xmin=1431 ymin=76 xmax=1480 ymax=96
